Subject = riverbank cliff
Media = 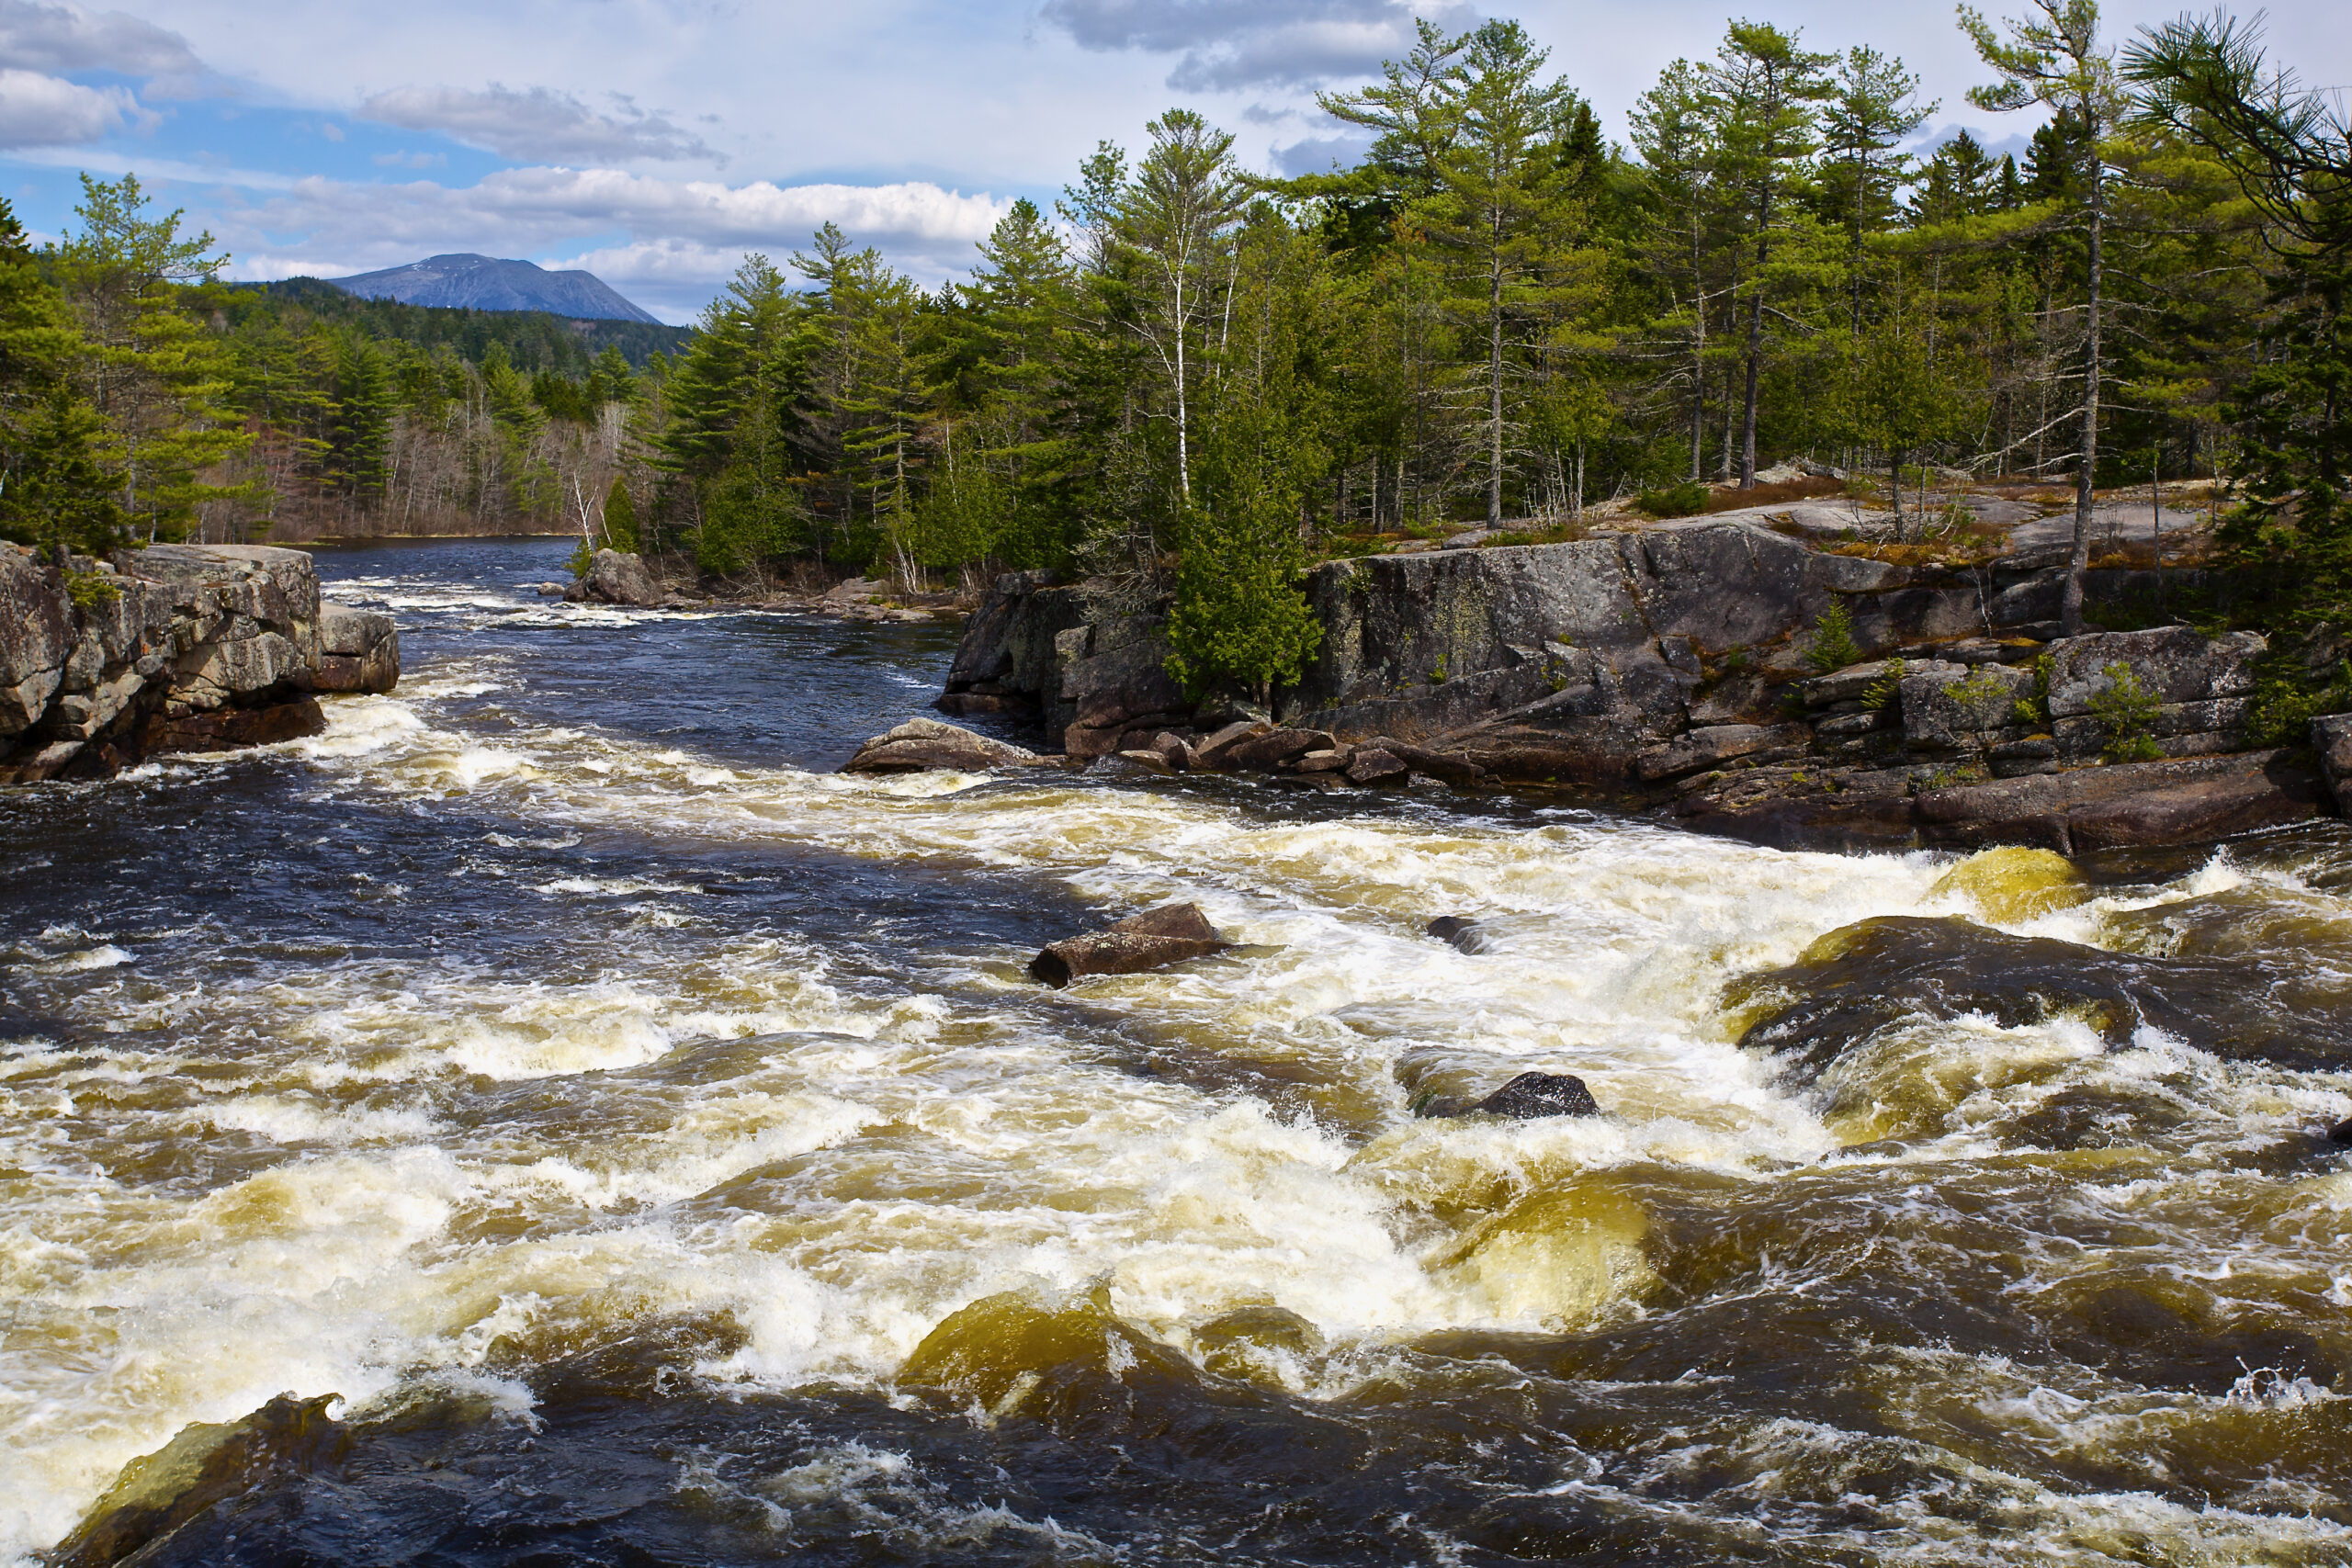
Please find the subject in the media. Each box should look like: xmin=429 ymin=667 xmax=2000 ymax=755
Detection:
xmin=1 ymin=543 xmax=399 ymax=784
xmin=936 ymin=504 xmax=2343 ymax=852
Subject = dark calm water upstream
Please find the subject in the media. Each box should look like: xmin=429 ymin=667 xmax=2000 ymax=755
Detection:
xmin=6 ymin=536 xmax=2352 ymax=1566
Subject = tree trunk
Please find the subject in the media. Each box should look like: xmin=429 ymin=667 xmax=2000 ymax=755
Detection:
xmin=1488 ymin=257 xmax=1505 ymax=528
xmin=1740 ymin=189 xmax=1772 ymax=489
xmin=2062 ymin=118 xmax=2104 ymax=637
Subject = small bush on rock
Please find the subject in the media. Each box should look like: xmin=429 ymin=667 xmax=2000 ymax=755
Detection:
xmin=1636 ymin=480 xmax=1710 ymax=518
xmin=1806 ymin=602 xmax=1862 ymax=673
xmin=2090 ymin=662 xmax=2163 ymax=762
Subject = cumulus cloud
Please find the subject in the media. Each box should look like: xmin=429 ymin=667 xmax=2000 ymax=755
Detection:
xmin=1040 ymin=0 xmax=1473 ymax=91
xmin=0 ymin=67 xmax=141 ymax=147
xmin=0 ymin=0 xmax=201 ymax=75
xmin=359 ymin=83 xmax=718 ymax=164
xmin=218 ymin=168 xmax=1014 ymax=319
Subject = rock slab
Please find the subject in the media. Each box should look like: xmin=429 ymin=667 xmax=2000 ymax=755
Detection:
xmin=1029 ymin=902 xmax=1233 ymax=987
xmin=842 ymin=717 xmax=1040 ymax=774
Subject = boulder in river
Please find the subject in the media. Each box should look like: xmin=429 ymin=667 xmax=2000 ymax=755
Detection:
xmin=49 ymin=1393 xmax=346 ymax=1568
xmin=1028 ymin=901 xmax=1232 ymax=987
xmin=564 ymin=549 xmax=666 ymax=608
xmin=1417 ymin=1070 xmax=1601 ymax=1120
xmin=1426 ymin=915 xmax=1496 ymax=954
xmin=312 ymin=604 xmax=400 ymax=694
xmin=842 ymin=717 xmax=1041 ymax=774
xmin=1477 ymin=1072 xmax=1601 ymax=1119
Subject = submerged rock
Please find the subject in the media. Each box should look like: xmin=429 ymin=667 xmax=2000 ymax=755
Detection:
xmin=1927 ymin=845 xmax=2086 ymax=922
xmin=842 ymin=716 xmax=1041 ymax=774
xmin=1028 ymin=901 xmax=1232 ymax=987
xmin=51 ymin=1393 xmax=346 ymax=1568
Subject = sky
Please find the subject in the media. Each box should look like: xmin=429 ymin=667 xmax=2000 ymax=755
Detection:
xmin=3 ymin=0 xmax=2346 ymax=323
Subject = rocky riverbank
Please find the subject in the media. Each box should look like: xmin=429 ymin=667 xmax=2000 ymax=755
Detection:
xmin=0 ymin=543 xmax=399 ymax=784
xmin=553 ymin=549 xmax=962 ymax=624
xmin=927 ymin=503 xmax=2346 ymax=852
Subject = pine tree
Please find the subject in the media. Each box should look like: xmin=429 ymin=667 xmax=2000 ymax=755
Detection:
xmin=1962 ymin=0 xmax=2125 ymax=633
xmin=601 ymin=475 xmax=639 ymax=553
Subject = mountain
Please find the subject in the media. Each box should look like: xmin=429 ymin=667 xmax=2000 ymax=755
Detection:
xmin=327 ymin=254 xmax=662 ymax=324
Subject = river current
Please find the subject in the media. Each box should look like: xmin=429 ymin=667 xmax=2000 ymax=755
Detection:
xmin=6 ymin=537 xmax=2352 ymax=1565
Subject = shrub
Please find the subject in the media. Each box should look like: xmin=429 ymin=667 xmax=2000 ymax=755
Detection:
xmin=1806 ymin=601 xmax=1862 ymax=673
xmin=64 ymin=568 xmax=120 ymax=609
xmin=2089 ymin=662 xmax=2163 ymax=762
xmin=1636 ymin=480 xmax=1710 ymax=518
xmin=1861 ymin=657 xmax=1906 ymax=712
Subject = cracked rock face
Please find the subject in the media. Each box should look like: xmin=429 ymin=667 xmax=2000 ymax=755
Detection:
xmin=0 ymin=543 xmax=397 ymax=784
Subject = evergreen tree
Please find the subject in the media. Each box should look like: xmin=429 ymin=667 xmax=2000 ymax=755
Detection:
xmin=55 ymin=174 xmax=253 ymax=541
xmin=602 ymin=474 xmax=639 ymax=553
xmin=1963 ymin=0 xmax=2126 ymax=632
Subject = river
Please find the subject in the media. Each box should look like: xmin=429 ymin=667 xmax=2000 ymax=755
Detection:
xmin=5 ymin=536 xmax=2352 ymax=1565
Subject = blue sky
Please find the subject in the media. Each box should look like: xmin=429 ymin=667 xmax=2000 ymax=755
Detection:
xmin=5 ymin=0 xmax=2346 ymax=323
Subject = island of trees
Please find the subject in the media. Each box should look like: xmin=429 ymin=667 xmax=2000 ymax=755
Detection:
xmin=2 ymin=2 xmax=2346 ymax=697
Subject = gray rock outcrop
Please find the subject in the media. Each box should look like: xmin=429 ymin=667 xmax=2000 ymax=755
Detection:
xmin=313 ymin=605 xmax=401 ymax=694
xmin=564 ymin=548 xmax=667 ymax=608
xmin=1028 ymin=902 xmax=1233 ymax=987
xmin=0 ymin=542 xmax=400 ymax=784
xmin=842 ymin=717 xmax=1042 ymax=774
xmin=935 ymin=516 xmax=2336 ymax=851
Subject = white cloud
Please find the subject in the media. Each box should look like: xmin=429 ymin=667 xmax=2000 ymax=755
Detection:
xmin=359 ymin=83 xmax=717 ymax=164
xmin=1040 ymin=0 xmax=1475 ymax=91
xmin=0 ymin=67 xmax=141 ymax=147
xmin=217 ymin=167 xmax=1014 ymax=320
xmin=0 ymin=0 xmax=201 ymax=75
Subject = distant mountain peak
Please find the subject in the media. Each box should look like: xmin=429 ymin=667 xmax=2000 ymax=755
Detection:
xmin=328 ymin=254 xmax=660 ymax=324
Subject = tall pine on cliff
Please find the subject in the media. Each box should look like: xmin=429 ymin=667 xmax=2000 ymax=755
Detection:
xmin=0 ymin=197 xmax=121 ymax=552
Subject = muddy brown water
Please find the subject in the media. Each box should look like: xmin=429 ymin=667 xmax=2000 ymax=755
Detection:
xmin=4 ymin=537 xmax=2351 ymax=1565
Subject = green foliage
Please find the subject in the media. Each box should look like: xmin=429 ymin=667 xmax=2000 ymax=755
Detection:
xmin=1806 ymin=601 xmax=1862 ymax=673
xmin=2013 ymin=653 xmax=2054 ymax=727
xmin=222 ymin=278 xmax=690 ymax=371
xmin=1946 ymin=668 xmax=2017 ymax=735
xmin=2089 ymin=661 xmax=2164 ymax=761
xmin=1861 ymin=656 xmax=1906 ymax=711
xmin=1637 ymin=481 xmax=1711 ymax=518
xmin=601 ymin=477 xmax=639 ymax=553
xmin=64 ymin=567 xmax=121 ymax=608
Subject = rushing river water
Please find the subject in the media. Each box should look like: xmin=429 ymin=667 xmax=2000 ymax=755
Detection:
xmin=6 ymin=537 xmax=2352 ymax=1566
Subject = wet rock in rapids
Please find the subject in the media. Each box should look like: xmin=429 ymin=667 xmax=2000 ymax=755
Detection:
xmin=51 ymin=1393 xmax=347 ymax=1568
xmin=1426 ymin=915 xmax=1496 ymax=954
xmin=2331 ymin=1117 xmax=2352 ymax=1145
xmin=1365 ymin=737 xmax=1484 ymax=788
xmin=1028 ymin=901 xmax=1233 ymax=987
xmin=1727 ymin=915 xmax=2352 ymax=1077
xmin=1345 ymin=748 xmax=1408 ymax=786
xmin=1478 ymin=1072 xmax=1600 ymax=1119
xmin=1190 ymin=1304 xmax=1324 ymax=1382
xmin=1416 ymin=1070 xmax=1600 ymax=1120
xmin=1926 ymin=845 xmax=2086 ymax=923
xmin=842 ymin=716 xmax=1041 ymax=774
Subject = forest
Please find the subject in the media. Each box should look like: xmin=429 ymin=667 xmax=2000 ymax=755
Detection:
xmin=1 ymin=2 xmax=2346 ymax=695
